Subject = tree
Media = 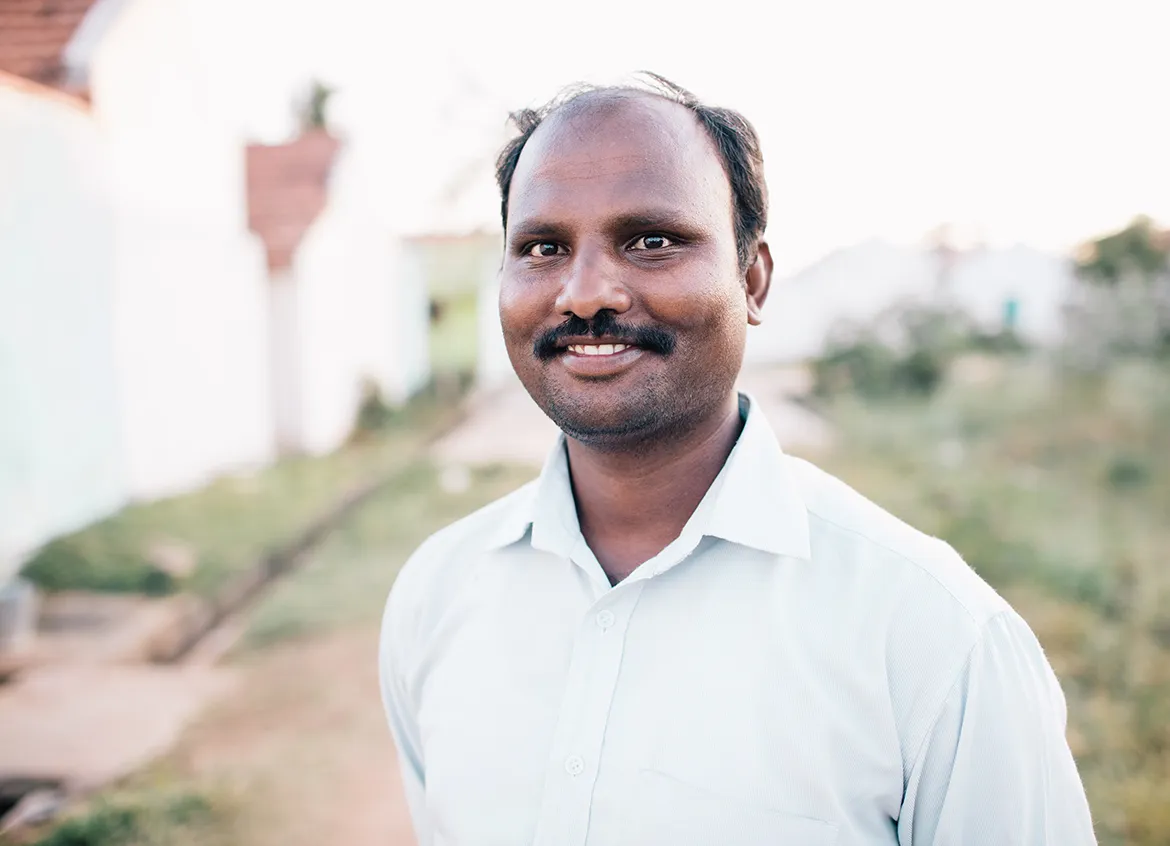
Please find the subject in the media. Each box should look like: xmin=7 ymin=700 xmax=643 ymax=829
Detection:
xmin=1066 ymin=217 xmax=1170 ymax=364
xmin=1075 ymin=216 xmax=1170 ymax=287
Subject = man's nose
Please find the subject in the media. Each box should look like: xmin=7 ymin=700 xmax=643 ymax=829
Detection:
xmin=553 ymin=248 xmax=631 ymax=319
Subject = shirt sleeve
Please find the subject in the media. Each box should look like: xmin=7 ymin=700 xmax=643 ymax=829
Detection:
xmin=898 ymin=610 xmax=1097 ymax=845
xmin=379 ymin=579 xmax=432 ymax=846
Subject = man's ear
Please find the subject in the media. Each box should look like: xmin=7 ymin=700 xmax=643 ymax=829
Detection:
xmin=745 ymin=240 xmax=773 ymax=326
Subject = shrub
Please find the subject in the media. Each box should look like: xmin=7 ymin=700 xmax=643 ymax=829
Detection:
xmin=32 ymin=791 xmax=215 ymax=846
xmin=1107 ymin=454 xmax=1151 ymax=490
xmin=349 ymin=377 xmax=395 ymax=441
xmin=22 ymin=538 xmax=175 ymax=596
xmin=814 ymin=304 xmax=977 ymax=399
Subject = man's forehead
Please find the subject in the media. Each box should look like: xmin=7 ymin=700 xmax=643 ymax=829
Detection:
xmin=509 ymin=91 xmax=731 ymax=221
xmin=523 ymin=92 xmax=708 ymax=169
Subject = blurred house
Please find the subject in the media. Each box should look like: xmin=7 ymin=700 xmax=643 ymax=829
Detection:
xmin=1 ymin=0 xmax=275 ymax=503
xmin=247 ymin=132 xmax=430 ymax=455
xmin=399 ymin=149 xmax=509 ymax=391
xmin=0 ymin=0 xmax=428 ymax=579
xmin=746 ymin=238 xmax=1079 ymax=363
xmin=0 ymin=0 xmax=107 ymax=98
xmin=1 ymin=0 xmax=271 ymax=579
xmin=0 ymin=72 xmax=125 ymax=581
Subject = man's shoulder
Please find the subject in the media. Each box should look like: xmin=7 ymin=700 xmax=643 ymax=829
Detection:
xmin=784 ymin=454 xmax=1010 ymax=628
xmin=388 ymin=478 xmax=537 ymax=607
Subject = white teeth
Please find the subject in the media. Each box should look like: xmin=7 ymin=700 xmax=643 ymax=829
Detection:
xmin=567 ymin=343 xmax=631 ymax=356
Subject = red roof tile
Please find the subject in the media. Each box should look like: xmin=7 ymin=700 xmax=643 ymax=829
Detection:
xmin=0 ymin=68 xmax=89 ymax=108
xmin=246 ymin=131 xmax=341 ymax=271
xmin=0 ymin=0 xmax=101 ymax=88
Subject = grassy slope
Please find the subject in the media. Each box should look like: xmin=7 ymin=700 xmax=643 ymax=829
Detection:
xmin=238 ymin=461 xmax=537 ymax=652
xmin=20 ymin=400 xmax=458 ymax=600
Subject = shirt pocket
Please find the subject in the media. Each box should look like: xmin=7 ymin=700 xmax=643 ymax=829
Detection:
xmin=632 ymin=768 xmax=840 ymax=846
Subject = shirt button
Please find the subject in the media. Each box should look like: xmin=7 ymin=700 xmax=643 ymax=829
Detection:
xmin=595 ymin=610 xmax=615 ymax=629
xmin=564 ymin=755 xmax=585 ymax=776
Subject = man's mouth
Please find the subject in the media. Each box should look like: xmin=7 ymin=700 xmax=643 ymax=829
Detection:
xmin=565 ymin=343 xmax=634 ymax=356
xmin=533 ymin=314 xmax=676 ymax=361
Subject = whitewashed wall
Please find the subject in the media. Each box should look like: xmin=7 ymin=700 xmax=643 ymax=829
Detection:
xmin=90 ymin=0 xmax=274 ymax=498
xmin=746 ymin=241 xmax=939 ymax=364
xmin=747 ymin=240 xmax=1074 ymax=364
xmin=475 ymin=258 xmax=516 ymax=390
xmin=947 ymin=245 xmax=1076 ymax=345
xmin=391 ymin=242 xmax=433 ymax=401
xmin=0 ymin=81 xmax=126 ymax=579
xmin=289 ymin=151 xmax=431 ymax=456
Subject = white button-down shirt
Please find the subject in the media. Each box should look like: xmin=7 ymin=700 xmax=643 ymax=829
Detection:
xmin=380 ymin=395 xmax=1095 ymax=845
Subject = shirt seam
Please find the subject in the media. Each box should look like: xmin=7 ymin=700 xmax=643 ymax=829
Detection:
xmin=804 ymin=510 xmax=983 ymax=626
xmin=902 ymin=609 xmax=1012 ymax=795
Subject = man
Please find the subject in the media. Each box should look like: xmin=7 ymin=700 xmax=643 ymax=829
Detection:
xmin=380 ymin=74 xmax=1096 ymax=845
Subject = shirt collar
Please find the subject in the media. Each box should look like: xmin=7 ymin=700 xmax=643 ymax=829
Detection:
xmin=482 ymin=392 xmax=812 ymax=562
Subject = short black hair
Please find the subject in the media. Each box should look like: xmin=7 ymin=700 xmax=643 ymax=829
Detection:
xmin=494 ymin=72 xmax=769 ymax=273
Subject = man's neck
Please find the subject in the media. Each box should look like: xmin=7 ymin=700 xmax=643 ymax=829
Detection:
xmin=565 ymin=393 xmax=744 ymax=585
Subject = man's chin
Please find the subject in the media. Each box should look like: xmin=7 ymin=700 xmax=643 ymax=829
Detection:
xmin=538 ymin=392 xmax=666 ymax=449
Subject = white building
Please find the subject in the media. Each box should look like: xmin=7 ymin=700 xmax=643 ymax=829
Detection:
xmin=91 ymin=0 xmax=276 ymax=499
xmin=0 ymin=0 xmax=430 ymax=578
xmin=247 ymin=132 xmax=430 ymax=456
xmin=747 ymin=239 xmax=1079 ymax=364
xmin=0 ymin=73 xmax=126 ymax=580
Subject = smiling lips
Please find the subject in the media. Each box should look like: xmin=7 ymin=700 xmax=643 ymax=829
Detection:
xmin=566 ymin=343 xmax=633 ymax=356
xmin=556 ymin=341 xmax=646 ymax=377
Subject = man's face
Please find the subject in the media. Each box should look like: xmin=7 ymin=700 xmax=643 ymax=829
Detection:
xmin=499 ymin=93 xmax=767 ymax=447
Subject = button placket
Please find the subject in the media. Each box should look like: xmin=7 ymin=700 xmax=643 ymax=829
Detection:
xmin=532 ymin=582 xmax=646 ymax=846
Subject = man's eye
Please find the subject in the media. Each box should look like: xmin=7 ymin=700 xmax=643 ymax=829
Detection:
xmin=526 ymin=242 xmax=564 ymax=258
xmin=630 ymin=234 xmax=674 ymax=251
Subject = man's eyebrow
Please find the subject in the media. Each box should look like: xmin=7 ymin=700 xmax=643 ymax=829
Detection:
xmin=605 ymin=210 xmax=702 ymax=233
xmin=509 ymin=210 xmax=703 ymax=241
xmin=508 ymin=220 xmax=566 ymax=240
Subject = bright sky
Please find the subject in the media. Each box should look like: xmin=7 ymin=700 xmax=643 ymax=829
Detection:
xmin=220 ymin=0 xmax=1169 ymax=274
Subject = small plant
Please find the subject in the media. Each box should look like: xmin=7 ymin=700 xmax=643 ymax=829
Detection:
xmin=22 ymin=538 xmax=175 ymax=596
xmin=1107 ymin=454 xmax=1151 ymax=490
xmin=813 ymin=304 xmax=976 ymax=399
xmin=350 ymin=377 xmax=395 ymax=441
xmin=31 ymin=791 xmax=215 ymax=846
xmin=298 ymin=80 xmax=334 ymax=132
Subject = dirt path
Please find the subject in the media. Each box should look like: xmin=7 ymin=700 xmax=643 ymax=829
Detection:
xmin=173 ymin=625 xmax=414 ymax=846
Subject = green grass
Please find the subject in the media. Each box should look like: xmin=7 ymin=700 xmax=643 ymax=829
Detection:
xmin=815 ymin=356 xmax=1170 ymax=846
xmin=20 ymin=397 xmax=460 ymax=599
xmin=416 ymin=236 xmax=499 ymax=301
xmin=21 ymin=787 xmax=225 ymax=846
xmin=429 ymin=289 xmax=479 ymax=380
xmin=239 ymin=461 xmax=536 ymax=652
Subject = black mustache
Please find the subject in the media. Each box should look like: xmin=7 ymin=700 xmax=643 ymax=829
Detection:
xmin=533 ymin=311 xmax=677 ymax=360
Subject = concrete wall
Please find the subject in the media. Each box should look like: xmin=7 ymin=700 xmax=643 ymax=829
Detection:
xmin=947 ymin=245 xmax=1076 ymax=345
xmin=0 ymin=80 xmax=127 ymax=578
xmin=746 ymin=240 xmax=940 ymax=364
xmin=91 ymin=0 xmax=274 ymax=498
xmin=391 ymin=242 xmax=433 ymax=402
xmin=288 ymin=150 xmax=431 ymax=455
xmin=475 ymin=257 xmax=515 ymax=390
xmin=747 ymin=240 xmax=1075 ymax=364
